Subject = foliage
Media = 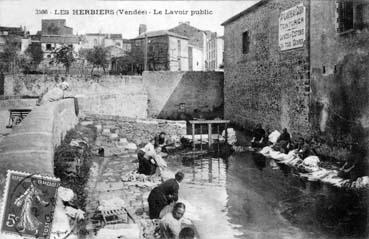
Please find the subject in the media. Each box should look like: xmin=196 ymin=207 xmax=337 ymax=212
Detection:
xmin=25 ymin=43 xmax=43 ymax=67
xmin=54 ymin=45 xmax=75 ymax=74
xmin=0 ymin=38 xmax=19 ymax=72
xmin=17 ymin=53 xmax=32 ymax=73
xmin=85 ymin=46 xmax=109 ymax=73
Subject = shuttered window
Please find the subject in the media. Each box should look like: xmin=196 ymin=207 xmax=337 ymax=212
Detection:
xmin=337 ymin=0 xmax=354 ymax=32
xmin=242 ymin=31 xmax=249 ymax=54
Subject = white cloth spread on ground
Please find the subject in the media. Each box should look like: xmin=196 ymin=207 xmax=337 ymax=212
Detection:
xmin=258 ymin=146 xmax=353 ymax=187
xmin=221 ymin=128 xmax=237 ymax=145
xmin=303 ymin=156 xmax=320 ymax=167
xmin=268 ymin=130 xmax=281 ymax=144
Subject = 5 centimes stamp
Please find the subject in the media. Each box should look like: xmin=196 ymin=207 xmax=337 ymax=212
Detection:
xmin=0 ymin=170 xmax=60 ymax=239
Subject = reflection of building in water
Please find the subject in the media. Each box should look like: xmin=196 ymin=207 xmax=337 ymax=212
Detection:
xmin=189 ymin=157 xmax=227 ymax=186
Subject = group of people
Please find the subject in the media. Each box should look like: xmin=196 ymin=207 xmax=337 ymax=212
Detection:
xmin=147 ymin=171 xmax=195 ymax=238
xmin=250 ymin=124 xmax=316 ymax=160
xmin=137 ymin=132 xmax=196 ymax=238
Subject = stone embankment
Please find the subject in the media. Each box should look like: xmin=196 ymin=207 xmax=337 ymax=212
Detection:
xmin=0 ymin=99 xmax=78 ymax=238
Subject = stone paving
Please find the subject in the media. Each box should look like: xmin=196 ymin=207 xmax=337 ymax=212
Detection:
xmin=82 ymin=121 xmax=165 ymax=239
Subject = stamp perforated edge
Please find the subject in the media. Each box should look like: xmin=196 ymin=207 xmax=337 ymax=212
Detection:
xmin=0 ymin=170 xmax=61 ymax=239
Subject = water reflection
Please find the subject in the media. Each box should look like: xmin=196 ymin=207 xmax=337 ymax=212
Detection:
xmin=170 ymin=151 xmax=369 ymax=239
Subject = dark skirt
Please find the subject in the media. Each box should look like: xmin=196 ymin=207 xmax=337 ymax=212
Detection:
xmin=137 ymin=150 xmax=157 ymax=175
xmin=148 ymin=187 xmax=168 ymax=219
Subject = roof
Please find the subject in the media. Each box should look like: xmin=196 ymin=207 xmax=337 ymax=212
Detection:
xmin=0 ymin=26 xmax=25 ymax=36
xmin=134 ymin=30 xmax=189 ymax=40
xmin=41 ymin=35 xmax=79 ymax=44
xmin=85 ymin=33 xmax=123 ymax=39
xmin=221 ymin=0 xmax=268 ymax=26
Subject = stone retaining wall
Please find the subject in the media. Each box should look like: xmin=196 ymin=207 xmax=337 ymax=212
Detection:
xmin=83 ymin=114 xmax=187 ymax=146
xmin=0 ymin=99 xmax=78 ymax=238
xmin=4 ymin=74 xmax=148 ymax=118
xmin=0 ymin=99 xmax=78 ymax=191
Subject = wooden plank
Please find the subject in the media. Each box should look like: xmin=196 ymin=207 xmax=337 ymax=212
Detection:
xmin=189 ymin=120 xmax=230 ymax=124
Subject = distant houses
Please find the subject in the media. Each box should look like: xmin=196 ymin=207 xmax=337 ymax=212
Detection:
xmin=39 ymin=19 xmax=80 ymax=60
xmin=0 ymin=19 xmax=223 ymax=74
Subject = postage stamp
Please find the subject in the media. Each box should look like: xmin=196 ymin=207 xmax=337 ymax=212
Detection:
xmin=0 ymin=170 xmax=60 ymax=239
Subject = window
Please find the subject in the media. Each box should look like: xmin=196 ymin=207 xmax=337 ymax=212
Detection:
xmin=337 ymin=0 xmax=354 ymax=32
xmin=242 ymin=31 xmax=250 ymax=54
xmin=354 ymin=4 xmax=366 ymax=30
xmin=46 ymin=44 xmax=52 ymax=50
xmin=94 ymin=39 xmax=98 ymax=46
xmin=177 ymin=40 xmax=181 ymax=57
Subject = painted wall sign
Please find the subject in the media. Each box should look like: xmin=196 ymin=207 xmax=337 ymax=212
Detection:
xmin=279 ymin=3 xmax=306 ymax=51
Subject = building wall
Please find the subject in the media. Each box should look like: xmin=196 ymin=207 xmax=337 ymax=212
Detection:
xmin=41 ymin=19 xmax=72 ymax=35
xmin=189 ymin=45 xmax=204 ymax=71
xmin=142 ymin=71 xmax=224 ymax=119
xmin=310 ymin=0 xmax=369 ymax=139
xmin=169 ymin=23 xmax=207 ymax=70
xmin=216 ymin=37 xmax=224 ymax=70
xmin=105 ymin=38 xmax=123 ymax=48
xmin=168 ymin=36 xmax=189 ymax=71
xmin=147 ymin=36 xmax=170 ymax=71
xmin=82 ymin=35 xmax=105 ymax=49
xmin=224 ymin=0 xmax=310 ymax=136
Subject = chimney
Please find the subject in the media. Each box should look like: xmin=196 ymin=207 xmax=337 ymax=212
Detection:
xmin=139 ymin=24 xmax=147 ymax=35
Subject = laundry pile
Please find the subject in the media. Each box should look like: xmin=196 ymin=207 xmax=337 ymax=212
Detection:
xmin=121 ymin=170 xmax=160 ymax=188
xmin=259 ymin=142 xmax=369 ymax=189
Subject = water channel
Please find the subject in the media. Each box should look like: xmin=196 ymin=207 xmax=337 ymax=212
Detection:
xmin=167 ymin=151 xmax=369 ymax=239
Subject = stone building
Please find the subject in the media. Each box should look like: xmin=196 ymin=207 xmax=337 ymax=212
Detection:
xmin=222 ymin=0 xmax=369 ymax=139
xmin=40 ymin=19 xmax=79 ymax=60
xmin=81 ymin=33 xmax=124 ymax=49
xmin=132 ymin=30 xmax=189 ymax=71
xmin=207 ymin=33 xmax=224 ymax=71
xmin=0 ymin=26 xmax=28 ymax=52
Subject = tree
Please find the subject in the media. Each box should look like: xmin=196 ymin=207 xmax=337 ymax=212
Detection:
xmin=0 ymin=38 xmax=19 ymax=72
xmin=54 ymin=45 xmax=75 ymax=74
xmin=85 ymin=46 xmax=109 ymax=74
xmin=25 ymin=43 xmax=43 ymax=67
xmin=17 ymin=43 xmax=44 ymax=73
xmin=17 ymin=53 xmax=32 ymax=73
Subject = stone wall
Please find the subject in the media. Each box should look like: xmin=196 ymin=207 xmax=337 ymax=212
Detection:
xmin=0 ymin=99 xmax=78 ymax=178
xmin=142 ymin=71 xmax=224 ymax=120
xmin=83 ymin=114 xmax=186 ymax=146
xmin=0 ymin=98 xmax=78 ymax=212
xmin=0 ymin=99 xmax=78 ymax=238
xmin=3 ymin=71 xmax=224 ymax=121
xmin=310 ymin=1 xmax=369 ymax=133
xmin=223 ymin=0 xmax=310 ymax=137
xmin=4 ymin=74 xmax=148 ymax=118
xmin=0 ymin=98 xmax=37 ymax=136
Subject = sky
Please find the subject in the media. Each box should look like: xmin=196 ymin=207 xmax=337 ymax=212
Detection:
xmin=0 ymin=0 xmax=258 ymax=38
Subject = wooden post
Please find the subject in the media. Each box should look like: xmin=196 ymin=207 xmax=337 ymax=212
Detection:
xmin=200 ymin=125 xmax=203 ymax=151
xmin=192 ymin=123 xmax=195 ymax=150
xmin=208 ymin=123 xmax=212 ymax=147
xmin=217 ymin=124 xmax=220 ymax=152
xmin=225 ymin=123 xmax=228 ymax=144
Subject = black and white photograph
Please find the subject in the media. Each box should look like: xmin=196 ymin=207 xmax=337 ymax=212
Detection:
xmin=0 ymin=0 xmax=368 ymax=238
